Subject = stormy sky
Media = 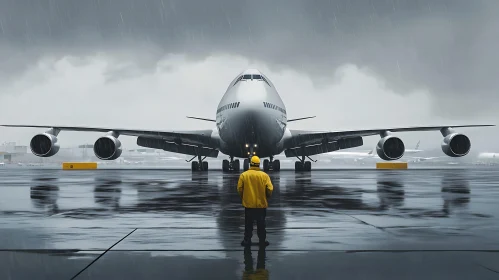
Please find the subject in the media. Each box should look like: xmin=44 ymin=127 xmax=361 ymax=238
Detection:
xmin=0 ymin=0 xmax=497 ymax=152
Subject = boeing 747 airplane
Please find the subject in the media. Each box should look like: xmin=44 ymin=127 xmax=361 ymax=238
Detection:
xmin=1 ymin=69 xmax=494 ymax=172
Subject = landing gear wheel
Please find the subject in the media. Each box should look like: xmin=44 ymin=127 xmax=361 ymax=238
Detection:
xmin=263 ymin=159 xmax=270 ymax=172
xmin=272 ymin=160 xmax=280 ymax=171
xmin=243 ymin=159 xmax=249 ymax=171
xmin=233 ymin=159 xmax=240 ymax=172
xmin=192 ymin=161 xmax=199 ymax=171
xmin=295 ymin=161 xmax=303 ymax=172
xmin=304 ymin=161 xmax=311 ymax=172
xmin=202 ymin=161 xmax=208 ymax=171
xmin=222 ymin=160 xmax=230 ymax=172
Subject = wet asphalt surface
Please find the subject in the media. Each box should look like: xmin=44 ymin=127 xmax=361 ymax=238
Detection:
xmin=1 ymin=167 xmax=499 ymax=279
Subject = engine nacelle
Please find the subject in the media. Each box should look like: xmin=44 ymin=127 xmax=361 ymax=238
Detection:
xmin=376 ymin=136 xmax=405 ymax=161
xmin=93 ymin=136 xmax=122 ymax=160
xmin=441 ymin=133 xmax=471 ymax=157
xmin=30 ymin=133 xmax=60 ymax=157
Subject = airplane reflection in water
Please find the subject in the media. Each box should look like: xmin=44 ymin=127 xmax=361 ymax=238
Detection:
xmin=26 ymin=171 xmax=474 ymax=278
xmin=29 ymin=171 xmax=471 ymax=228
xmin=30 ymin=177 xmax=59 ymax=214
xmin=441 ymin=172 xmax=470 ymax=216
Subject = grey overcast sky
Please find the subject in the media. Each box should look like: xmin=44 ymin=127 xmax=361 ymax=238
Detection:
xmin=0 ymin=0 xmax=497 ymax=151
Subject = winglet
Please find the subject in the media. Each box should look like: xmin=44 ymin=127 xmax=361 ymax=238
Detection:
xmin=186 ymin=116 xmax=216 ymax=122
xmin=288 ymin=116 xmax=316 ymax=122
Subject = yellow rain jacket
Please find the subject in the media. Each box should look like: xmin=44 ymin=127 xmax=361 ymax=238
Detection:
xmin=237 ymin=167 xmax=274 ymax=208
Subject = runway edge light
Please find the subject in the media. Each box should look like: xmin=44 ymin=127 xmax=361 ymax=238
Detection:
xmin=376 ymin=162 xmax=408 ymax=169
xmin=62 ymin=162 xmax=98 ymax=170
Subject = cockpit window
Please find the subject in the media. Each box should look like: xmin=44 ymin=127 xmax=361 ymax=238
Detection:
xmin=233 ymin=74 xmax=271 ymax=87
xmin=261 ymin=76 xmax=271 ymax=87
xmin=232 ymin=76 xmax=243 ymax=86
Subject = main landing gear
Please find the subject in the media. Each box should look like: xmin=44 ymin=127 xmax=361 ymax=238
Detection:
xmin=242 ymin=157 xmax=280 ymax=172
xmin=189 ymin=155 xmax=209 ymax=171
xmin=294 ymin=155 xmax=315 ymax=172
xmin=222 ymin=156 xmax=240 ymax=172
xmin=223 ymin=156 xmax=281 ymax=172
xmin=262 ymin=156 xmax=280 ymax=172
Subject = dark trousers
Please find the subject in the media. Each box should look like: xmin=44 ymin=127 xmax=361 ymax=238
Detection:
xmin=244 ymin=208 xmax=267 ymax=241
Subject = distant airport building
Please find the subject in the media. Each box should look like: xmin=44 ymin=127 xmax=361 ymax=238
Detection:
xmin=0 ymin=142 xmax=28 ymax=154
xmin=0 ymin=142 xmax=28 ymax=163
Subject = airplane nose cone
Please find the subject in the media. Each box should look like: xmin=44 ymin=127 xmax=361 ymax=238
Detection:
xmin=235 ymin=82 xmax=267 ymax=105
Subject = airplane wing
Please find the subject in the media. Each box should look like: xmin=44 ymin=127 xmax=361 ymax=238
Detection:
xmin=1 ymin=124 xmax=219 ymax=156
xmin=285 ymin=124 xmax=494 ymax=157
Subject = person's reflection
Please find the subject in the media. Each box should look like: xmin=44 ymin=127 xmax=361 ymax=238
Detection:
xmin=377 ymin=172 xmax=405 ymax=210
xmin=441 ymin=171 xmax=470 ymax=216
xmin=243 ymin=246 xmax=269 ymax=280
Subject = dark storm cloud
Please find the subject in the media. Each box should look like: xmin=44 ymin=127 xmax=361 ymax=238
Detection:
xmin=0 ymin=0 xmax=497 ymax=116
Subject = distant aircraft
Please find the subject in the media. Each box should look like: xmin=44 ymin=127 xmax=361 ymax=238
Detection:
xmin=1 ymin=69 xmax=494 ymax=172
xmin=326 ymin=141 xmax=422 ymax=160
xmin=477 ymin=152 xmax=499 ymax=159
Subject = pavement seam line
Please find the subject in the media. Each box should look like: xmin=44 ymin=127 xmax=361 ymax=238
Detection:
xmin=69 ymin=228 xmax=138 ymax=280
xmin=334 ymin=211 xmax=395 ymax=236
xmin=476 ymin=263 xmax=499 ymax=274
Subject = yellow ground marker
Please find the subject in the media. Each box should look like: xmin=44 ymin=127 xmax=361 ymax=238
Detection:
xmin=62 ymin=162 xmax=98 ymax=170
xmin=376 ymin=162 xmax=408 ymax=169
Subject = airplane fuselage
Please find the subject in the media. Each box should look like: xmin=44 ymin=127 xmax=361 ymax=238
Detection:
xmin=215 ymin=70 xmax=288 ymax=158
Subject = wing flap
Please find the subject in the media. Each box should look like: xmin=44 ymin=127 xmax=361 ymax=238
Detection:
xmin=137 ymin=136 xmax=218 ymax=157
xmin=285 ymin=136 xmax=364 ymax=157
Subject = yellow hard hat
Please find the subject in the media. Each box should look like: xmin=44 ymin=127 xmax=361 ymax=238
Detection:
xmin=250 ymin=156 xmax=260 ymax=166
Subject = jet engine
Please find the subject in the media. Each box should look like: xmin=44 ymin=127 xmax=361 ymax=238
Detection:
xmin=30 ymin=133 xmax=60 ymax=157
xmin=441 ymin=133 xmax=471 ymax=157
xmin=93 ymin=135 xmax=122 ymax=160
xmin=376 ymin=136 xmax=405 ymax=161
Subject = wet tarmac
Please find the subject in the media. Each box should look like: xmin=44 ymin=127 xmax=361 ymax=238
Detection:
xmin=1 ymin=167 xmax=499 ymax=279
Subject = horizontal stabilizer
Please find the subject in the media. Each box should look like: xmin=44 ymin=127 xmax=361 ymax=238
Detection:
xmin=288 ymin=116 xmax=316 ymax=122
xmin=186 ymin=116 xmax=216 ymax=122
xmin=187 ymin=116 xmax=217 ymax=122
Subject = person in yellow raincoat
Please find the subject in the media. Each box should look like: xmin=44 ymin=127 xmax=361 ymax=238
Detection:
xmin=237 ymin=156 xmax=273 ymax=247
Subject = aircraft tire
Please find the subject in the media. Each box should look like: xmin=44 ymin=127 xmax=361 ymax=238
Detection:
xmin=233 ymin=159 xmax=240 ymax=172
xmin=273 ymin=160 xmax=280 ymax=171
xmin=304 ymin=161 xmax=311 ymax=171
xmin=192 ymin=161 xmax=199 ymax=171
xmin=202 ymin=161 xmax=208 ymax=171
xmin=243 ymin=159 xmax=249 ymax=171
xmin=263 ymin=159 xmax=270 ymax=172
xmin=294 ymin=161 xmax=303 ymax=172
xmin=222 ymin=160 xmax=230 ymax=172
